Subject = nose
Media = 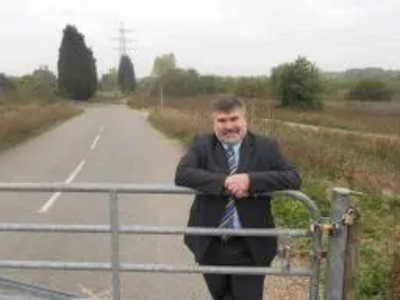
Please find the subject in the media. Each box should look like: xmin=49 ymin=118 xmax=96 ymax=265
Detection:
xmin=225 ymin=121 xmax=234 ymax=130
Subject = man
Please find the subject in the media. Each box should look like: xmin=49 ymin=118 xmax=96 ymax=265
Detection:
xmin=174 ymin=96 xmax=301 ymax=300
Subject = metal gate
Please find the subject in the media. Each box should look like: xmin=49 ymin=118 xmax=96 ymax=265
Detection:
xmin=0 ymin=183 xmax=356 ymax=299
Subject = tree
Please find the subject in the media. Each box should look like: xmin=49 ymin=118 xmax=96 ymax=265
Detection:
xmin=347 ymin=78 xmax=393 ymax=101
xmin=117 ymin=55 xmax=136 ymax=92
xmin=198 ymin=75 xmax=219 ymax=94
xmin=271 ymin=56 xmax=326 ymax=108
xmin=0 ymin=74 xmax=16 ymax=93
xmin=140 ymin=53 xmax=274 ymax=99
xmin=234 ymin=76 xmax=270 ymax=98
xmin=87 ymin=48 xmax=98 ymax=97
xmin=151 ymin=53 xmax=177 ymax=104
xmin=33 ymin=66 xmax=57 ymax=92
xmin=100 ymin=68 xmax=118 ymax=91
xmin=57 ymin=25 xmax=98 ymax=100
xmin=16 ymin=74 xmax=58 ymax=101
xmin=162 ymin=68 xmax=199 ymax=95
xmin=151 ymin=53 xmax=176 ymax=78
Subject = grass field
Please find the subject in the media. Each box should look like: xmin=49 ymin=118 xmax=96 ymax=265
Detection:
xmin=129 ymin=95 xmax=399 ymax=299
xmin=135 ymin=95 xmax=400 ymax=136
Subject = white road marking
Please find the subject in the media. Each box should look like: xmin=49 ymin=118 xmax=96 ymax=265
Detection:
xmin=90 ymin=126 xmax=104 ymax=150
xmin=39 ymin=160 xmax=86 ymax=213
xmin=90 ymin=135 xmax=101 ymax=150
xmin=65 ymin=160 xmax=86 ymax=184
xmin=38 ymin=192 xmax=61 ymax=214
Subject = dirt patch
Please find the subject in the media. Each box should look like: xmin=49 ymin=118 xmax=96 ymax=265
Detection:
xmin=266 ymin=257 xmax=311 ymax=300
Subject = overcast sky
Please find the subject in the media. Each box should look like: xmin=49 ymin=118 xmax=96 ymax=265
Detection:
xmin=1 ymin=0 xmax=400 ymax=77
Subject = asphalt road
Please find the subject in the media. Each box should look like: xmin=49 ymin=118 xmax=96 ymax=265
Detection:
xmin=0 ymin=104 xmax=207 ymax=299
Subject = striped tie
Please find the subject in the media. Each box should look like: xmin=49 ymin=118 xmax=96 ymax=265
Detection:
xmin=219 ymin=146 xmax=238 ymax=229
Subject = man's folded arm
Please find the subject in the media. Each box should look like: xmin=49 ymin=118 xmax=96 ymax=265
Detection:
xmin=248 ymin=139 xmax=301 ymax=194
xmin=175 ymin=138 xmax=226 ymax=195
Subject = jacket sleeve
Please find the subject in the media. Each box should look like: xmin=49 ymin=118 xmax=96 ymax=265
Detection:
xmin=248 ymin=138 xmax=301 ymax=193
xmin=174 ymin=136 xmax=227 ymax=195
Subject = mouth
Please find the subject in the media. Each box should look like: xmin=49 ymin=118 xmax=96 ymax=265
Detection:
xmin=222 ymin=131 xmax=241 ymax=141
xmin=223 ymin=131 xmax=239 ymax=136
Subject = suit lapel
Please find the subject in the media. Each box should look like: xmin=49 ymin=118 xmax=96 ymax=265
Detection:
xmin=213 ymin=139 xmax=230 ymax=173
xmin=237 ymin=132 xmax=255 ymax=172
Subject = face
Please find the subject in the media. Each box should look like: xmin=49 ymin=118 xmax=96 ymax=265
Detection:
xmin=213 ymin=108 xmax=247 ymax=145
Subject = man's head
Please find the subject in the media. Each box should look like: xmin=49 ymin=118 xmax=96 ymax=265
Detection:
xmin=211 ymin=96 xmax=247 ymax=145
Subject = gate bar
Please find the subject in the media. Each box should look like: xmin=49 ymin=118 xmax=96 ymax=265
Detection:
xmin=0 ymin=261 xmax=312 ymax=276
xmin=0 ymin=224 xmax=308 ymax=237
xmin=0 ymin=183 xmax=321 ymax=218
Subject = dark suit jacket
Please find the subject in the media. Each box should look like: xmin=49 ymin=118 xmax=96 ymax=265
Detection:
xmin=174 ymin=131 xmax=301 ymax=266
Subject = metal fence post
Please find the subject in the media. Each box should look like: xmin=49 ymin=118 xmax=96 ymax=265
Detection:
xmin=109 ymin=190 xmax=121 ymax=300
xmin=309 ymin=221 xmax=323 ymax=300
xmin=325 ymin=188 xmax=351 ymax=300
xmin=342 ymin=204 xmax=361 ymax=300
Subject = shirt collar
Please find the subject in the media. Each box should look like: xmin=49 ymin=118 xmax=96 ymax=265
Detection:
xmin=221 ymin=141 xmax=242 ymax=151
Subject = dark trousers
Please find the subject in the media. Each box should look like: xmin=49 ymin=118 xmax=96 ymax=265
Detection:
xmin=200 ymin=237 xmax=265 ymax=300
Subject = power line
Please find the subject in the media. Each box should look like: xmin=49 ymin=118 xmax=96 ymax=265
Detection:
xmin=113 ymin=23 xmax=135 ymax=59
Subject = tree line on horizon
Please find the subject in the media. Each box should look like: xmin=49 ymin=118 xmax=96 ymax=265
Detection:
xmin=135 ymin=52 xmax=399 ymax=108
xmin=1 ymin=24 xmax=399 ymax=106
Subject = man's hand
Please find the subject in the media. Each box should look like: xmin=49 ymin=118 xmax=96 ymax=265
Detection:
xmin=225 ymin=174 xmax=250 ymax=198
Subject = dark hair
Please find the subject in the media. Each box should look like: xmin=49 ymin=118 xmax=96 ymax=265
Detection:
xmin=211 ymin=96 xmax=245 ymax=113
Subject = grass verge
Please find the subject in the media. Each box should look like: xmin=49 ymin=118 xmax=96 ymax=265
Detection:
xmin=132 ymin=95 xmax=400 ymax=136
xmin=0 ymin=102 xmax=82 ymax=152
